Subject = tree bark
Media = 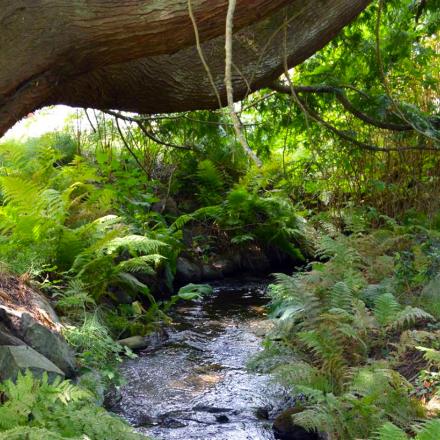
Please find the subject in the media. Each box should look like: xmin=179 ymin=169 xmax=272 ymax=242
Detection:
xmin=0 ymin=0 xmax=371 ymax=137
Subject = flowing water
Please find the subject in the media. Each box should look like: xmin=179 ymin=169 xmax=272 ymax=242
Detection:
xmin=111 ymin=278 xmax=294 ymax=440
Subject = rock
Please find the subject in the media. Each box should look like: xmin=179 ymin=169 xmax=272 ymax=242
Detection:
xmin=19 ymin=313 xmax=76 ymax=377
xmin=29 ymin=290 xmax=61 ymax=326
xmin=212 ymin=257 xmax=239 ymax=277
xmin=161 ymin=418 xmax=187 ymax=428
xmin=0 ymin=345 xmax=65 ymax=381
xmin=243 ymin=250 xmax=271 ymax=273
xmin=0 ymin=323 xmax=24 ymax=346
xmin=118 ymin=335 xmax=148 ymax=350
xmin=273 ymin=407 xmax=321 ymax=440
xmin=119 ymin=330 xmax=168 ymax=351
xmin=201 ymin=264 xmax=223 ymax=280
xmin=104 ymin=384 xmax=123 ymax=409
xmin=255 ymin=407 xmax=270 ymax=420
xmin=176 ymin=257 xmax=202 ymax=283
xmin=77 ymin=370 xmax=106 ymax=405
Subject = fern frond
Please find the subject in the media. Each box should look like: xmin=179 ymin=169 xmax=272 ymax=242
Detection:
xmin=171 ymin=205 xmax=223 ymax=230
xmin=415 ymin=419 xmax=440 ymax=440
xmin=115 ymin=255 xmax=164 ymax=275
xmin=374 ymin=293 xmax=401 ymax=326
xmin=106 ymin=235 xmax=166 ymax=256
xmin=416 ymin=346 xmax=440 ymax=366
xmin=272 ymin=273 xmax=321 ymax=321
xmin=116 ymin=272 xmax=148 ymax=292
xmin=391 ymin=307 xmax=434 ymax=330
xmin=375 ymin=422 xmax=408 ymax=440
xmin=329 ymin=281 xmax=354 ymax=311
xmin=274 ymin=361 xmax=332 ymax=396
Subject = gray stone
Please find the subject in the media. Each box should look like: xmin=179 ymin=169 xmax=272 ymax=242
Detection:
xmin=0 ymin=322 xmax=24 ymax=346
xmin=152 ymin=197 xmax=179 ymax=216
xmin=422 ymin=275 xmax=440 ymax=300
xmin=0 ymin=345 xmax=65 ymax=382
xmin=20 ymin=313 xmax=76 ymax=377
xmin=176 ymin=257 xmax=202 ymax=283
xmin=211 ymin=257 xmax=238 ymax=276
xmin=29 ymin=291 xmax=61 ymax=325
xmin=118 ymin=330 xmax=168 ymax=351
xmin=118 ymin=335 xmax=148 ymax=350
xmin=201 ymin=264 xmax=223 ymax=280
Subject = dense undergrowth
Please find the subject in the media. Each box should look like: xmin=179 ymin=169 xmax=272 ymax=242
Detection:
xmin=251 ymin=213 xmax=440 ymax=438
xmin=0 ymin=0 xmax=438 ymax=438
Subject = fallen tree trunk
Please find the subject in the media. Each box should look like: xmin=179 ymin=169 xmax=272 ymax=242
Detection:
xmin=0 ymin=0 xmax=371 ymax=136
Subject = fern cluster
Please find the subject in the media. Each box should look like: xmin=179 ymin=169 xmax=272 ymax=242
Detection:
xmin=0 ymin=371 xmax=146 ymax=440
xmin=257 ymin=225 xmax=440 ymax=439
xmin=173 ymin=184 xmax=306 ymax=260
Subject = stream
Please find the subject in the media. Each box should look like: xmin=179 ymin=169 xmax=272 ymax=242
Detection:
xmin=110 ymin=278 xmax=294 ymax=440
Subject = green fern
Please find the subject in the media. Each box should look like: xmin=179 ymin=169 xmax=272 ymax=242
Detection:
xmin=391 ymin=307 xmax=434 ymax=330
xmin=329 ymin=281 xmax=354 ymax=311
xmin=374 ymin=293 xmax=402 ymax=326
xmin=105 ymin=234 xmax=166 ymax=256
xmin=417 ymin=346 xmax=440 ymax=366
xmin=0 ymin=371 xmax=146 ymax=440
xmin=376 ymin=422 xmax=408 ymax=440
xmin=376 ymin=419 xmax=440 ymax=440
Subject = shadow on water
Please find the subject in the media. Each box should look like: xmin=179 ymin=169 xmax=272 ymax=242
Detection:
xmin=110 ymin=277 xmax=294 ymax=440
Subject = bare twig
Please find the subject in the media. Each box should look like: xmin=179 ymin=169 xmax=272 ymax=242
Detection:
xmin=115 ymin=118 xmax=151 ymax=177
xmin=188 ymin=0 xmax=223 ymax=108
xmin=225 ymin=0 xmax=262 ymax=166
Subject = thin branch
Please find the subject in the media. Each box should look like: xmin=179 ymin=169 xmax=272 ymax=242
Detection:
xmin=225 ymin=0 xmax=262 ymax=166
xmin=102 ymin=109 xmax=181 ymax=122
xmin=240 ymin=91 xmax=277 ymax=112
xmin=269 ymin=82 xmax=413 ymax=132
xmin=103 ymin=109 xmax=259 ymax=127
xmin=188 ymin=0 xmax=223 ymax=108
xmin=137 ymin=121 xmax=194 ymax=151
xmin=84 ymin=108 xmax=97 ymax=133
xmin=115 ymin=118 xmax=151 ymax=177
xmin=103 ymin=110 xmax=195 ymax=150
xmin=294 ymin=95 xmax=439 ymax=153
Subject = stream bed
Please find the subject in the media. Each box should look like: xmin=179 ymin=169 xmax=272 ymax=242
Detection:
xmin=110 ymin=278 xmax=293 ymax=440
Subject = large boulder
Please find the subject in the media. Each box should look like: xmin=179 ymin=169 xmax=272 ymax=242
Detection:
xmin=0 ymin=345 xmax=65 ymax=382
xmin=19 ymin=313 xmax=76 ymax=377
xmin=0 ymin=274 xmax=77 ymax=378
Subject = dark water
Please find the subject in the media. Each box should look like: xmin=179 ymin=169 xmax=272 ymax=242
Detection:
xmin=111 ymin=278 xmax=292 ymax=440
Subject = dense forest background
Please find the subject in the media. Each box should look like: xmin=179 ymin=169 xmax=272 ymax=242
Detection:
xmin=0 ymin=0 xmax=439 ymax=439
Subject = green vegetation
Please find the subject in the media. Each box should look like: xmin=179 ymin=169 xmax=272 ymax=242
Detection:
xmin=0 ymin=0 xmax=438 ymax=438
xmin=252 ymin=217 xmax=440 ymax=438
xmin=0 ymin=371 xmax=144 ymax=439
